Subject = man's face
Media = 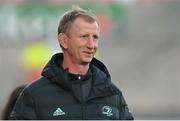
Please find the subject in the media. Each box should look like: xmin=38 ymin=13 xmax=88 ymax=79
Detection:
xmin=64 ymin=17 xmax=100 ymax=65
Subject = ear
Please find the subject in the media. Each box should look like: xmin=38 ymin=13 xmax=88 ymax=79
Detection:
xmin=58 ymin=33 xmax=68 ymax=49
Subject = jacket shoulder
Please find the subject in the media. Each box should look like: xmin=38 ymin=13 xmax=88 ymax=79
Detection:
xmin=110 ymin=83 xmax=134 ymax=120
xmin=26 ymin=77 xmax=50 ymax=93
xmin=110 ymin=83 xmax=123 ymax=95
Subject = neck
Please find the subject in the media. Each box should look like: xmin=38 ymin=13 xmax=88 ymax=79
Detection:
xmin=62 ymin=55 xmax=89 ymax=75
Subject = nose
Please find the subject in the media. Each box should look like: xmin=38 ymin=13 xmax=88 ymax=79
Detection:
xmin=87 ymin=36 xmax=96 ymax=49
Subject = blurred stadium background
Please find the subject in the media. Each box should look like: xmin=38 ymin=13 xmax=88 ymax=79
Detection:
xmin=0 ymin=0 xmax=179 ymax=119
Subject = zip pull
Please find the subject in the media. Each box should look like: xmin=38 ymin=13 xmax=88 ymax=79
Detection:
xmin=78 ymin=76 xmax=81 ymax=80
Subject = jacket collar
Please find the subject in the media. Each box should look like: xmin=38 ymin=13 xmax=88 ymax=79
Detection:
xmin=41 ymin=53 xmax=117 ymax=100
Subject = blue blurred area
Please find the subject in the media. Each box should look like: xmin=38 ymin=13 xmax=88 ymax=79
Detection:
xmin=0 ymin=0 xmax=179 ymax=119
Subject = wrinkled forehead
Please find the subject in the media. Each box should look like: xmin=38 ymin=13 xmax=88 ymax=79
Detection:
xmin=70 ymin=17 xmax=100 ymax=33
xmin=71 ymin=15 xmax=99 ymax=29
xmin=66 ymin=17 xmax=99 ymax=36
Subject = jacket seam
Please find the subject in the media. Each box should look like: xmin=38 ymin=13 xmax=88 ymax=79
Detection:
xmin=26 ymin=88 xmax=38 ymax=119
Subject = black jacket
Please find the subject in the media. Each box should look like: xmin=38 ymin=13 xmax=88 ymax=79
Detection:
xmin=10 ymin=53 xmax=133 ymax=120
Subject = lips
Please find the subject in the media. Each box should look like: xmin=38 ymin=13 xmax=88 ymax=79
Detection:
xmin=84 ymin=51 xmax=93 ymax=54
xmin=83 ymin=51 xmax=94 ymax=55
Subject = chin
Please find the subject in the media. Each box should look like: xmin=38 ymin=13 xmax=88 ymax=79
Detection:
xmin=82 ymin=58 xmax=93 ymax=63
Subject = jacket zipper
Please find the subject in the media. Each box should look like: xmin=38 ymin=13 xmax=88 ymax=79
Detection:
xmin=81 ymin=102 xmax=86 ymax=119
xmin=80 ymin=83 xmax=86 ymax=119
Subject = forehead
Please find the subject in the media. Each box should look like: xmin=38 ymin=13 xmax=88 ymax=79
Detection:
xmin=70 ymin=17 xmax=100 ymax=33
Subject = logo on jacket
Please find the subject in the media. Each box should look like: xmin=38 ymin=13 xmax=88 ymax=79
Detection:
xmin=53 ymin=108 xmax=65 ymax=116
xmin=102 ymin=106 xmax=113 ymax=117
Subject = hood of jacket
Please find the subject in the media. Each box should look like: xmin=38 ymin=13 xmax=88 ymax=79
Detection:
xmin=41 ymin=53 xmax=118 ymax=100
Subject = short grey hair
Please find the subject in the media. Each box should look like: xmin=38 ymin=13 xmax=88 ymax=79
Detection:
xmin=58 ymin=7 xmax=98 ymax=35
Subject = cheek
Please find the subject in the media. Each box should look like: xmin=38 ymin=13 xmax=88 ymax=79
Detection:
xmin=70 ymin=43 xmax=82 ymax=54
xmin=67 ymin=42 xmax=77 ymax=54
xmin=68 ymin=40 xmax=79 ymax=50
xmin=94 ymin=41 xmax=99 ymax=48
xmin=69 ymin=39 xmax=87 ymax=53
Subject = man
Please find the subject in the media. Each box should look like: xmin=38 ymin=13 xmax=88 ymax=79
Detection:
xmin=10 ymin=8 xmax=134 ymax=120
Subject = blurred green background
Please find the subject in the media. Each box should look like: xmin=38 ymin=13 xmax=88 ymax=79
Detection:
xmin=0 ymin=0 xmax=179 ymax=119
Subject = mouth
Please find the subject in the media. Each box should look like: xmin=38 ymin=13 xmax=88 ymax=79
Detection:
xmin=83 ymin=51 xmax=94 ymax=56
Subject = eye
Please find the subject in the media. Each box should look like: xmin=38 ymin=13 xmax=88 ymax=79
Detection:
xmin=80 ymin=34 xmax=99 ymax=41
xmin=93 ymin=35 xmax=99 ymax=41
xmin=80 ymin=35 xmax=89 ymax=39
